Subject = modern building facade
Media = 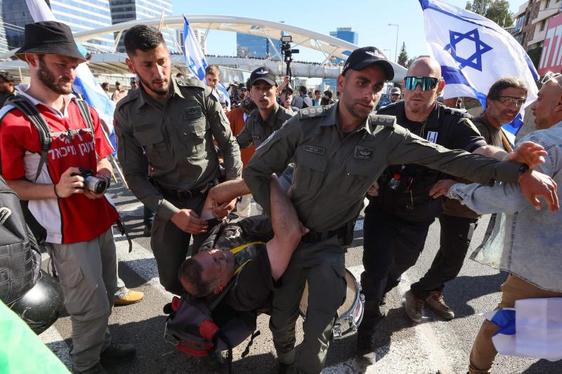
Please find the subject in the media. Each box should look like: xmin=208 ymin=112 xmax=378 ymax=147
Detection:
xmin=1 ymin=0 xmax=114 ymax=52
xmin=109 ymin=0 xmax=178 ymax=52
xmin=329 ymin=27 xmax=358 ymax=45
xmin=236 ymin=33 xmax=281 ymax=59
xmin=511 ymin=0 xmax=560 ymax=70
xmin=324 ymin=27 xmax=359 ymax=89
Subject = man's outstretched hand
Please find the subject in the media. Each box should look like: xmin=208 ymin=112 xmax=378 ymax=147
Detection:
xmin=507 ymin=141 xmax=547 ymax=168
xmin=519 ymin=170 xmax=559 ymax=212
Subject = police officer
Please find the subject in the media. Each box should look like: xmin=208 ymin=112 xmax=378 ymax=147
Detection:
xmin=114 ymin=25 xmax=242 ymax=295
xmin=358 ymin=57 xmax=538 ymax=351
xmin=243 ymin=47 xmax=556 ymax=374
xmin=236 ymin=67 xmax=293 ymax=149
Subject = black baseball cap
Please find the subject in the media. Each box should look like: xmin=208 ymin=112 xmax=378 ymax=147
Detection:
xmin=249 ymin=67 xmax=277 ymax=86
xmin=342 ymin=47 xmax=394 ymax=80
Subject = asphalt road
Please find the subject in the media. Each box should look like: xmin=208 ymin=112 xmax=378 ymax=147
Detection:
xmin=40 ymin=184 xmax=562 ymax=374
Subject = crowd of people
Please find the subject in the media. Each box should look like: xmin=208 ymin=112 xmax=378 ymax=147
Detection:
xmin=0 ymin=20 xmax=560 ymax=374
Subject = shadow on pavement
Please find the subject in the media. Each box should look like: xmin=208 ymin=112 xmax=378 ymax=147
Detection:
xmin=443 ymin=271 xmax=507 ymax=319
xmin=523 ymin=358 xmax=562 ymax=373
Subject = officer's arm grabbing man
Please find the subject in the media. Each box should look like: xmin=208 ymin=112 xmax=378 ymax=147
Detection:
xmin=243 ymin=47 xmax=558 ymax=374
xmin=114 ymin=25 xmax=242 ymax=295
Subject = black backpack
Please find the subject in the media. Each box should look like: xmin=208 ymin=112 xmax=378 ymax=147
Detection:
xmin=164 ymin=220 xmax=271 ymax=372
xmin=0 ymin=176 xmax=41 ymax=305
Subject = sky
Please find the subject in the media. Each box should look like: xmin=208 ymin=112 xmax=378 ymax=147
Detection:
xmin=172 ymin=0 xmax=528 ymax=63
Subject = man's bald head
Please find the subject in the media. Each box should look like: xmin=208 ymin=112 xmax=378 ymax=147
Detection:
xmin=402 ymin=55 xmax=445 ymax=121
xmin=531 ymin=73 xmax=562 ymax=129
xmin=407 ymin=56 xmax=442 ymax=79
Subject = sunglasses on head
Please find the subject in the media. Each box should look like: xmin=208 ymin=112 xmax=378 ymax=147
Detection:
xmin=540 ymin=71 xmax=562 ymax=88
xmin=404 ymin=76 xmax=439 ymax=91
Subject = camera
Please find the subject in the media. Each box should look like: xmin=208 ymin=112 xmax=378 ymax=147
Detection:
xmin=76 ymin=168 xmax=110 ymax=194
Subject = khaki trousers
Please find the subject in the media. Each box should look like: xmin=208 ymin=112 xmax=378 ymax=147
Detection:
xmin=469 ymin=274 xmax=562 ymax=373
xmin=50 ymin=228 xmax=117 ymax=372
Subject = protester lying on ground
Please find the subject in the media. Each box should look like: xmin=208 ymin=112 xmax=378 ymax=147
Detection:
xmin=179 ymin=176 xmax=307 ymax=312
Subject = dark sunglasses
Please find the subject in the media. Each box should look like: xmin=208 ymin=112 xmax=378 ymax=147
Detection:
xmin=404 ymin=76 xmax=439 ymax=91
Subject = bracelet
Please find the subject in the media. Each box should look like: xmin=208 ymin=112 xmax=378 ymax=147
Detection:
xmin=53 ymin=184 xmax=61 ymax=199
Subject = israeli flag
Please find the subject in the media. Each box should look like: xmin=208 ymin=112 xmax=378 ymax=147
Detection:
xmin=182 ymin=15 xmax=208 ymax=81
xmin=25 ymin=0 xmax=117 ymax=147
xmin=419 ymin=0 xmax=539 ymax=136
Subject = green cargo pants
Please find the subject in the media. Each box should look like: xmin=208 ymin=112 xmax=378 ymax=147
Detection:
xmin=270 ymin=236 xmax=347 ymax=374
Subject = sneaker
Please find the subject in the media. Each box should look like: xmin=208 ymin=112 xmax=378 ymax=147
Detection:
xmin=114 ymin=289 xmax=144 ymax=306
xmin=100 ymin=343 xmax=136 ymax=364
xmin=403 ymin=290 xmax=424 ymax=323
xmin=73 ymin=363 xmax=107 ymax=374
xmin=425 ymin=290 xmax=455 ymax=320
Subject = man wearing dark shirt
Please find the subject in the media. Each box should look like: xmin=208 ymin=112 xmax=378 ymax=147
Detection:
xmin=179 ymin=176 xmax=306 ymax=312
xmin=358 ymin=57 xmax=541 ymax=353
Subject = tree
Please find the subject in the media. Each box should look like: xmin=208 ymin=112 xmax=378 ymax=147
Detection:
xmin=466 ymin=0 xmax=513 ymax=27
xmin=397 ymin=42 xmax=409 ymax=68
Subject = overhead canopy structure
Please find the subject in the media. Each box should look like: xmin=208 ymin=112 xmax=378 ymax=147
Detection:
xmin=72 ymin=15 xmax=407 ymax=81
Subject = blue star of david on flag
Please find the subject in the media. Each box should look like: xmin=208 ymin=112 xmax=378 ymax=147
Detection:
xmin=444 ymin=28 xmax=493 ymax=71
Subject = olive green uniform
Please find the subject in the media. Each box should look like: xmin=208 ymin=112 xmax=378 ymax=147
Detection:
xmin=114 ymin=77 xmax=242 ymax=294
xmin=243 ymin=103 xmax=523 ymax=374
xmin=236 ymin=103 xmax=293 ymax=148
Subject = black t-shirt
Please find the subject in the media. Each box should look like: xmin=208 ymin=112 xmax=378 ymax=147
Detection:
xmin=199 ymin=216 xmax=274 ymax=312
xmin=372 ymin=102 xmax=486 ymax=221
xmin=223 ymin=243 xmax=273 ymax=311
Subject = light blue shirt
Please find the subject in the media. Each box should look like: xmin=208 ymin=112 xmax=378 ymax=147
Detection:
xmin=447 ymin=121 xmax=562 ymax=292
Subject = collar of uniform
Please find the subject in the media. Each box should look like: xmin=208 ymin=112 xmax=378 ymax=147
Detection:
xmin=327 ymin=103 xmax=371 ymax=134
xmin=136 ymin=77 xmax=182 ymax=109
xmin=15 ymin=83 xmax=74 ymax=118
xmin=170 ymin=77 xmax=185 ymax=99
xmin=264 ymin=102 xmax=281 ymax=126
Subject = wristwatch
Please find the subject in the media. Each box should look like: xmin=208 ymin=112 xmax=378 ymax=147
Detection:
xmin=518 ymin=163 xmax=530 ymax=176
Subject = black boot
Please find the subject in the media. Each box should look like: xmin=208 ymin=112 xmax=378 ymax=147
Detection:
xmin=356 ymin=301 xmax=384 ymax=355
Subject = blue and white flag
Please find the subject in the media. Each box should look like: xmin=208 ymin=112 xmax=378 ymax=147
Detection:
xmin=182 ymin=15 xmax=208 ymax=81
xmin=25 ymin=0 xmax=117 ymax=147
xmin=419 ymin=0 xmax=539 ymax=136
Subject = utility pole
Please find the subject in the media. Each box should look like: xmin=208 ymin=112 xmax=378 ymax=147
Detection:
xmin=388 ymin=23 xmax=399 ymax=63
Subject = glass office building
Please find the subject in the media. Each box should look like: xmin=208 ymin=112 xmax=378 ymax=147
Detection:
xmin=236 ymin=33 xmax=281 ymax=59
xmin=109 ymin=0 xmax=178 ymax=52
xmin=1 ymin=0 xmax=113 ymax=52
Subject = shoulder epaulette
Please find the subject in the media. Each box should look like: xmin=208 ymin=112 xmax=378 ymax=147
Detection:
xmin=177 ymin=77 xmax=206 ymax=90
xmin=298 ymin=106 xmax=329 ymax=119
xmin=115 ymin=88 xmax=139 ymax=111
xmin=368 ymin=113 xmax=396 ymax=128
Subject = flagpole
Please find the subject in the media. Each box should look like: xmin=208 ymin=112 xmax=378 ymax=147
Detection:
xmin=388 ymin=23 xmax=399 ymax=63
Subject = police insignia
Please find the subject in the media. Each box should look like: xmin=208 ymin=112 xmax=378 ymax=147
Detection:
xmin=353 ymin=146 xmax=373 ymax=160
xmin=183 ymin=106 xmax=202 ymax=121
xmin=303 ymin=144 xmax=326 ymax=155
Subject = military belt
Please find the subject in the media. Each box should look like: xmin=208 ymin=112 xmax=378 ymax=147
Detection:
xmin=301 ymin=225 xmax=348 ymax=244
xmin=160 ymin=186 xmax=205 ymax=201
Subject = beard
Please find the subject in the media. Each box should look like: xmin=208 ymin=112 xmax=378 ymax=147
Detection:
xmin=38 ymin=57 xmax=73 ymax=95
xmin=137 ymin=74 xmax=170 ymax=97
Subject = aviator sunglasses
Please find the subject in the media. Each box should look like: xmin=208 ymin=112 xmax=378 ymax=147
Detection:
xmin=404 ymin=76 xmax=439 ymax=91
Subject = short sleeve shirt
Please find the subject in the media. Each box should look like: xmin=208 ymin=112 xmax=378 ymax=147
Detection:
xmin=0 ymin=90 xmax=118 ymax=243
